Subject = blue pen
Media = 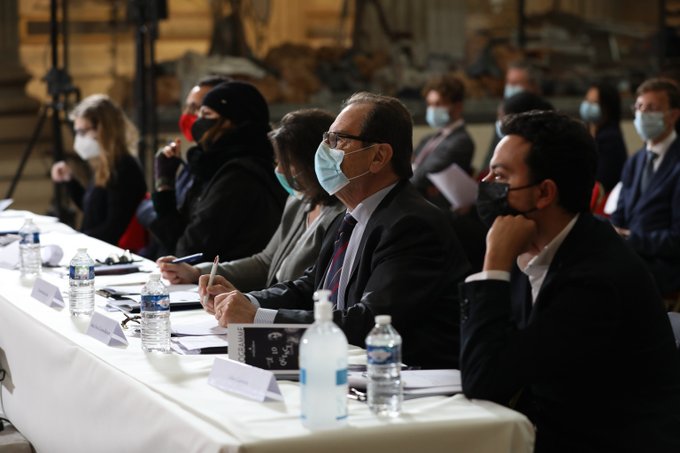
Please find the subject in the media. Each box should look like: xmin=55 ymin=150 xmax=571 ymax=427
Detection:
xmin=171 ymin=253 xmax=204 ymax=264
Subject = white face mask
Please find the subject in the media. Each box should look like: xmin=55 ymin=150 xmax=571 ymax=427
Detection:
xmin=74 ymin=135 xmax=101 ymax=160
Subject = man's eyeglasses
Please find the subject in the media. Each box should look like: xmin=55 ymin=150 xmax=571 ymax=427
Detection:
xmin=630 ymin=103 xmax=668 ymax=114
xmin=323 ymin=131 xmax=373 ymax=148
xmin=120 ymin=312 xmax=141 ymax=330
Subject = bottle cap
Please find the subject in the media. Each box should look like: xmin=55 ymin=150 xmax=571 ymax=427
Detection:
xmin=77 ymin=247 xmax=87 ymax=253
xmin=149 ymin=273 xmax=161 ymax=281
xmin=313 ymin=290 xmax=332 ymax=321
xmin=375 ymin=315 xmax=391 ymax=325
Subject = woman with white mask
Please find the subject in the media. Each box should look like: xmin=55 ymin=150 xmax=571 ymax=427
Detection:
xmin=50 ymin=94 xmax=146 ymax=245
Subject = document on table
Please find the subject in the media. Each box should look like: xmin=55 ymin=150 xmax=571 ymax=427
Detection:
xmin=171 ymin=335 xmax=228 ymax=355
xmin=171 ymin=317 xmax=228 ymax=336
xmin=348 ymin=369 xmax=462 ymax=397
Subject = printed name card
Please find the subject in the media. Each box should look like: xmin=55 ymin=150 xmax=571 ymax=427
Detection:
xmin=86 ymin=311 xmax=128 ymax=346
xmin=30 ymin=278 xmax=65 ymax=308
xmin=208 ymin=357 xmax=283 ymax=402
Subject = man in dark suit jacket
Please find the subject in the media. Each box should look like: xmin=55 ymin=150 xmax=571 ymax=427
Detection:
xmin=611 ymin=78 xmax=680 ymax=295
xmin=201 ymin=92 xmax=469 ymax=369
xmin=411 ymin=74 xmax=475 ymax=209
xmin=461 ymin=110 xmax=680 ymax=452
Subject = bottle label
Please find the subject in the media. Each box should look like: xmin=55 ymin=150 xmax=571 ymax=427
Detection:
xmin=141 ymin=294 xmax=170 ymax=312
xmin=299 ymin=367 xmax=348 ymax=421
xmin=69 ymin=265 xmax=95 ymax=280
xmin=367 ymin=345 xmax=400 ymax=365
xmin=20 ymin=232 xmax=40 ymax=245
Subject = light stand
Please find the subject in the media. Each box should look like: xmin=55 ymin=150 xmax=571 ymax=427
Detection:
xmin=6 ymin=0 xmax=79 ymax=224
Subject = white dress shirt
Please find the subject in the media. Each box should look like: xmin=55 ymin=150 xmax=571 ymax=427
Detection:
xmin=465 ymin=214 xmax=579 ymax=303
xmin=647 ymin=129 xmax=677 ymax=171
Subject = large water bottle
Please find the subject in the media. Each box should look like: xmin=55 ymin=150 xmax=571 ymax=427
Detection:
xmin=299 ymin=290 xmax=348 ymax=430
xmin=68 ymin=248 xmax=95 ymax=317
xmin=366 ymin=314 xmax=402 ymax=417
xmin=18 ymin=217 xmax=41 ymax=278
xmin=140 ymin=273 xmax=171 ymax=353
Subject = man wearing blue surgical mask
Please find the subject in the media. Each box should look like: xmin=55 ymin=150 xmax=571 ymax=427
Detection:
xmin=611 ymin=77 xmax=680 ymax=296
xmin=200 ymin=92 xmax=470 ymax=369
xmin=411 ymin=74 xmax=475 ymax=208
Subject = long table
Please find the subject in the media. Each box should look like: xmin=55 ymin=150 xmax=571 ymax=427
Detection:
xmin=0 ymin=211 xmax=534 ymax=453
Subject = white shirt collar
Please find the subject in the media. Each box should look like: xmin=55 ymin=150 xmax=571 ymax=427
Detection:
xmin=518 ymin=214 xmax=579 ymax=303
xmin=648 ymin=129 xmax=677 ymax=168
xmin=347 ymin=183 xmax=397 ymax=226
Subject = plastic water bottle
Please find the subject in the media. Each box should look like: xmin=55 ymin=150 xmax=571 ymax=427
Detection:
xmin=299 ymin=290 xmax=348 ymax=430
xmin=140 ymin=273 xmax=170 ymax=353
xmin=19 ymin=217 xmax=41 ymax=278
xmin=68 ymin=248 xmax=95 ymax=317
xmin=366 ymin=314 xmax=402 ymax=417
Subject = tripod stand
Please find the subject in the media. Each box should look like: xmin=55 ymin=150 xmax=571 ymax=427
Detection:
xmin=5 ymin=0 xmax=80 ymax=224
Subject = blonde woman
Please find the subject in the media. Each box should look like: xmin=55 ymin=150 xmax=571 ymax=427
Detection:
xmin=51 ymin=94 xmax=146 ymax=245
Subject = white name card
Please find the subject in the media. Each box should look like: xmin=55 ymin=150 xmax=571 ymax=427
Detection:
xmin=208 ymin=357 xmax=283 ymax=402
xmin=86 ymin=311 xmax=128 ymax=346
xmin=30 ymin=278 xmax=65 ymax=308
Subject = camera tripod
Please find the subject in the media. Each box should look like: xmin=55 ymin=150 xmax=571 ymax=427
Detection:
xmin=5 ymin=0 xmax=80 ymax=224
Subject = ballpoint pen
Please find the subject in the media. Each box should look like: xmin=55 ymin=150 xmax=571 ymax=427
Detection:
xmin=202 ymin=255 xmax=219 ymax=308
xmin=171 ymin=252 xmax=204 ymax=264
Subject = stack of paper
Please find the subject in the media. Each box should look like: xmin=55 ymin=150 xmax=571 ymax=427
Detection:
xmin=171 ymin=335 xmax=229 ymax=355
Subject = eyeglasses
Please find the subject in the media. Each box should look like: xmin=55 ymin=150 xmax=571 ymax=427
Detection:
xmin=630 ymin=103 xmax=668 ymax=114
xmin=323 ymin=131 xmax=374 ymax=148
xmin=120 ymin=312 xmax=141 ymax=330
xmin=74 ymin=126 xmax=94 ymax=136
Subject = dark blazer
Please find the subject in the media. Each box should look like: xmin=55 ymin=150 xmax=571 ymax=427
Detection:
xmin=594 ymin=122 xmax=627 ymax=193
xmin=66 ymin=154 xmax=146 ymax=246
xmin=460 ymin=214 xmax=680 ymax=453
xmin=250 ymin=181 xmax=470 ymax=369
xmin=411 ymin=125 xmax=475 ymax=208
xmin=610 ymin=137 xmax=680 ymax=294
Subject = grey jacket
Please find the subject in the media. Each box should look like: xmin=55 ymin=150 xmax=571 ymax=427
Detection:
xmin=196 ymin=197 xmax=344 ymax=292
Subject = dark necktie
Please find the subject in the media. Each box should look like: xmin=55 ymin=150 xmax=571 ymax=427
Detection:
xmin=323 ymin=213 xmax=357 ymax=305
xmin=639 ymin=150 xmax=658 ymax=195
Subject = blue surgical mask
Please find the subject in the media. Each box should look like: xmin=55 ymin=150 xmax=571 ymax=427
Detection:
xmin=579 ymin=101 xmax=601 ymax=123
xmin=495 ymin=120 xmax=504 ymax=139
xmin=504 ymin=84 xmax=524 ymax=99
xmin=634 ymin=111 xmax=666 ymax=142
xmin=274 ymin=169 xmax=304 ymax=200
xmin=314 ymin=142 xmax=374 ymax=195
xmin=426 ymin=106 xmax=450 ymax=128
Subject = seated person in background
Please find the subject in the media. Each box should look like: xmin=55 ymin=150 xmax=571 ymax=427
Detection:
xmin=611 ymin=77 xmax=680 ymax=296
xmin=478 ymin=91 xmax=553 ymax=181
xmin=156 ymin=109 xmax=345 ymax=291
xmin=51 ymin=94 xmax=146 ymax=246
xmin=461 ymin=110 xmax=680 ymax=452
xmin=579 ymin=81 xmax=628 ymax=193
xmin=200 ymin=92 xmax=470 ymax=369
xmin=149 ymin=81 xmax=287 ymax=262
xmin=138 ymin=75 xmax=230 ymax=258
xmin=411 ymin=74 xmax=475 ymax=208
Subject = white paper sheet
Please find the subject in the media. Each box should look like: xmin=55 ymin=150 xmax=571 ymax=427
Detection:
xmin=426 ymin=163 xmax=478 ymax=210
xmin=171 ymin=317 xmax=228 ymax=336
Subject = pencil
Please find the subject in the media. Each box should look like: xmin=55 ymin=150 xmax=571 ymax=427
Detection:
xmin=203 ymin=255 xmax=219 ymax=309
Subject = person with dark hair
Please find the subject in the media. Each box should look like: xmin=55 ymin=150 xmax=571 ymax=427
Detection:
xmin=51 ymin=94 xmax=146 ymax=246
xmin=461 ymin=110 xmax=680 ymax=452
xmin=411 ymin=74 xmax=475 ymax=208
xmin=611 ymin=77 xmax=680 ymax=295
xmin=149 ymin=81 xmax=287 ymax=262
xmin=199 ymin=92 xmax=470 ymax=369
xmin=579 ymin=82 xmax=628 ymax=192
xmin=503 ymin=60 xmax=542 ymax=99
xmin=156 ymin=109 xmax=344 ymax=290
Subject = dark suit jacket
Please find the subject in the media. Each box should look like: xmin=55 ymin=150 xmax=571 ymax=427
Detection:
xmin=411 ymin=125 xmax=475 ymax=208
xmin=460 ymin=214 xmax=680 ymax=452
xmin=610 ymin=138 xmax=680 ymax=294
xmin=250 ymin=181 xmax=470 ymax=369
xmin=594 ymin=123 xmax=627 ymax=193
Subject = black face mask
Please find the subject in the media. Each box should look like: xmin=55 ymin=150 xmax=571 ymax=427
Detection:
xmin=191 ymin=118 xmax=219 ymax=143
xmin=476 ymin=181 xmax=539 ymax=228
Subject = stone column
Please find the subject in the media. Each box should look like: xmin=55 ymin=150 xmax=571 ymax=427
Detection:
xmin=0 ymin=0 xmax=39 ymax=115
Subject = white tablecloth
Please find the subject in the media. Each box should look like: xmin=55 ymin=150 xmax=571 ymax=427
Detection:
xmin=0 ymin=213 xmax=535 ymax=453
